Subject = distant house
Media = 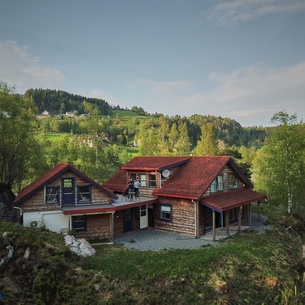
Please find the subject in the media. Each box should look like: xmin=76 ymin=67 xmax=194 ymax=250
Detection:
xmin=65 ymin=111 xmax=75 ymax=118
xmin=41 ymin=110 xmax=50 ymax=116
xmin=14 ymin=156 xmax=266 ymax=241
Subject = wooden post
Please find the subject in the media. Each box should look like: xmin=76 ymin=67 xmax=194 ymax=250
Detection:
xmin=238 ymin=206 xmax=242 ymax=232
xmin=212 ymin=210 xmax=216 ymax=242
xmin=110 ymin=212 xmax=114 ymax=241
xmin=248 ymin=203 xmax=252 ymax=225
xmin=258 ymin=201 xmax=261 ymax=221
xmin=226 ymin=211 xmax=230 ymax=236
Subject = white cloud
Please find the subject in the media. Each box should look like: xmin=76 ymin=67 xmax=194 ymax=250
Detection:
xmin=143 ymin=61 xmax=305 ymax=126
xmin=0 ymin=41 xmax=65 ymax=93
xmin=204 ymin=0 xmax=305 ymax=26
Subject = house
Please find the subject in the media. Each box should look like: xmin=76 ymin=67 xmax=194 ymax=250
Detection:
xmin=14 ymin=156 xmax=266 ymax=242
xmin=41 ymin=110 xmax=50 ymax=116
xmin=13 ymin=162 xmax=119 ymax=241
xmin=103 ymin=156 xmax=266 ymax=241
xmin=65 ymin=111 xmax=75 ymax=118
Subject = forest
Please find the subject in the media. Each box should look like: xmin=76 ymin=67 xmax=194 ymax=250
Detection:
xmin=1 ymin=83 xmax=305 ymax=216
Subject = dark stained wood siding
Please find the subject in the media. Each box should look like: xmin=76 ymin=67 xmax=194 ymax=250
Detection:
xmin=113 ymin=207 xmax=141 ymax=237
xmin=154 ymin=197 xmax=195 ymax=236
xmin=114 ymin=210 xmax=124 ymax=236
xmin=74 ymin=214 xmax=111 ymax=240
xmin=198 ymin=204 xmax=205 ymax=236
xmin=21 ymin=170 xmax=113 ymax=212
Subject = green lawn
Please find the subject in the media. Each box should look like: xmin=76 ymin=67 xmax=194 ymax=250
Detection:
xmin=80 ymin=226 xmax=305 ymax=305
xmin=2 ymin=207 xmax=305 ymax=305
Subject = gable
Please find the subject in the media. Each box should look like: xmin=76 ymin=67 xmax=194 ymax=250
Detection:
xmin=103 ymin=156 xmax=253 ymax=200
xmin=14 ymin=162 xmax=117 ymax=206
xmin=153 ymin=156 xmax=232 ymax=199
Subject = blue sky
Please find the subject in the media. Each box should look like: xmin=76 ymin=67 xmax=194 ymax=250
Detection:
xmin=1 ymin=0 xmax=305 ymax=127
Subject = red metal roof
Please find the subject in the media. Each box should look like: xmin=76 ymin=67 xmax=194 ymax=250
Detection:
xmin=153 ymin=156 xmax=232 ymax=199
xmin=14 ymin=162 xmax=117 ymax=206
xmin=102 ymin=170 xmax=128 ymax=193
xmin=202 ymin=188 xmax=267 ymax=212
xmin=103 ymin=156 xmax=255 ymax=200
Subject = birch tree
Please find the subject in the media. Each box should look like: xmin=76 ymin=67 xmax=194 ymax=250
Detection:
xmin=253 ymin=111 xmax=305 ymax=214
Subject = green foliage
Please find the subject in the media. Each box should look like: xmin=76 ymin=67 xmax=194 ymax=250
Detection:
xmin=0 ymin=82 xmax=45 ymax=190
xmin=2 ymin=208 xmax=305 ymax=304
xmin=193 ymin=123 xmax=218 ymax=156
xmin=80 ymin=223 xmax=305 ymax=305
xmin=25 ymin=88 xmax=112 ymax=115
xmin=253 ymin=111 xmax=305 ymax=213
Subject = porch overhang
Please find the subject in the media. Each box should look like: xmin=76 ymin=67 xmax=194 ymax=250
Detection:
xmin=112 ymin=198 xmax=158 ymax=211
xmin=62 ymin=204 xmax=115 ymax=215
xmin=62 ymin=197 xmax=159 ymax=215
xmin=201 ymin=188 xmax=266 ymax=212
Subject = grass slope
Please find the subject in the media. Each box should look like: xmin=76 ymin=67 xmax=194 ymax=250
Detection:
xmin=1 ymin=210 xmax=305 ymax=304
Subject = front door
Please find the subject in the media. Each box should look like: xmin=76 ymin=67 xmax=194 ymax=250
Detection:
xmin=123 ymin=209 xmax=133 ymax=233
xmin=140 ymin=205 xmax=148 ymax=229
xmin=62 ymin=178 xmax=75 ymax=206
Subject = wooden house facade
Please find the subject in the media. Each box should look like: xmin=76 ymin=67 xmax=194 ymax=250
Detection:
xmin=103 ymin=156 xmax=266 ymax=241
xmin=14 ymin=156 xmax=266 ymax=242
xmin=14 ymin=163 xmax=118 ymax=241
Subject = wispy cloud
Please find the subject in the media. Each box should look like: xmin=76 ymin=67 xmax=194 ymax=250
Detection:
xmin=142 ymin=61 xmax=305 ymax=126
xmin=0 ymin=41 xmax=65 ymax=93
xmin=204 ymin=0 xmax=305 ymax=26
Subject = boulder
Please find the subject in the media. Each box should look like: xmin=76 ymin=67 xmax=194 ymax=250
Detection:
xmin=64 ymin=235 xmax=96 ymax=257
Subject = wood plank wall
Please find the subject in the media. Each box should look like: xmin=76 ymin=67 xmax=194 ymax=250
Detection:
xmin=21 ymin=170 xmax=113 ymax=212
xmin=154 ymin=197 xmax=195 ymax=236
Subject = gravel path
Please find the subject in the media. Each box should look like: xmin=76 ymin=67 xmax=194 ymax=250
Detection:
xmin=114 ymin=213 xmax=270 ymax=251
xmin=114 ymin=229 xmax=217 ymax=251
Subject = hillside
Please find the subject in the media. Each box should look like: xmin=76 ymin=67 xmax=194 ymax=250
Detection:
xmin=1 ymin=208 xmax=305 ymax=305
xmin=25 ymin=88 xmax=112 ymax=116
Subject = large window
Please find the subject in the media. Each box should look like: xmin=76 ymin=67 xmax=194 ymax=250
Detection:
xmin=46 ymin=187 xmax=59 ymax=204
xmin=228 ymin=173 xmax=239 ymax=189
xmin=78 ymin=185 xmax=91 ymax=203
xmin=139 ymin=174 xmax=146 ymax=187
xmin=160 ymin=204 xmax=172 ymax=221
xmin=211 ymin=175 xmax=224 ymax=193
xmin=72 ymin=216 xmax=87 ymax=232
xmin=148 ymin=174 xmax=157 ymax=188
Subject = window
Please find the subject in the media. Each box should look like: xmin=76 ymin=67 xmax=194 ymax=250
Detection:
xmin=72 ymin=216 xmax=87 ymax=232
xmin=78 ymin=185 xmax=91 ymax=203
xmin=130 ymin=173 xmax=136 ymax=181
xmin=160 ymin=204 xmax=172 ymax=221
xmin=211 ymin=175 xmax=224 ymax=193
xmin=46 ymin=187 xmax=59 ymax=204
xmin=63 ymin=178 xmax=73 ymax=194
xmin=228 ymin=173 xmax=239 ymax=189
xmin=139 ymin=174 xmax=146 ymax=187
xmin=148 ymin=174 xmax=156 ymax=188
